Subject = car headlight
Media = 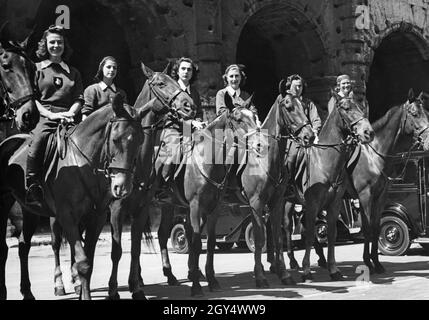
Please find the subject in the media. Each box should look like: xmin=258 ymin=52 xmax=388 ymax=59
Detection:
xmin=352 ymin=199 xmax=360 ymax=208
xmin=294 ymin=204 xmax=303 ymax=213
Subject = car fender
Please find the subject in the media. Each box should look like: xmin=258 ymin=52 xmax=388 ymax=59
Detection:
xmin=382 ymin=202 xmax=411 ymax=227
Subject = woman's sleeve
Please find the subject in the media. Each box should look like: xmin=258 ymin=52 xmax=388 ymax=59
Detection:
xmin=82 ymin=85 xmax=96 ymax=116
xmin=216 ymin=90 xmax=227 ymax=116
xmin=72 ymin=69 xmax=84 ymax=104
xmin=194 ymin=91 xmax=203 ymax=121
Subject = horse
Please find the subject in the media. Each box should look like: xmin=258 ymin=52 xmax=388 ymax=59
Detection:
xmin=0 ymin=27 xmax=39 ymax=132
xmin=0 ymin=91 xmax=171 ymax=300
xmin=275 ymin=91 xmax=375 ymax=282
xmin=105 ymin=63 xmax=197 ymax=300
xmin=288 ymin=89 xmax=429 ymax=275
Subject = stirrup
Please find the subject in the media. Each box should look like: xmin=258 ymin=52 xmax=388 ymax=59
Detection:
xmin=25 ymin=183 xmax=44 ymax=207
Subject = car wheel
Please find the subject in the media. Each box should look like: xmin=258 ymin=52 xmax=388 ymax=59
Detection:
xmin=235 ymin=241 xmax=248 ymax=249
xmin=170 ymin=223 xmax=189 ymax=254
xmin=244 ymin=222 xmax=267 ymax=253
xmin=315 ymin=221 xmax=328 ymax=244
xmin=378 ymin=215 xmax=410 ymax=256
xmin=216 ymin=242 xmax=234 ymax=251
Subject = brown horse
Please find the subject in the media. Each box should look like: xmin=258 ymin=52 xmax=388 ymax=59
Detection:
xmin=0 ymin=93 xmax=166 ymax=300
xmin=106 ymin=63 xmax=197 ymax=300
xmin=278 ymin=91 xmax=375 ymax=282
xmin=0 ymin=32 xmax=39 ymax=132
xmin=304 ymin=89 xmax=429 ymax=275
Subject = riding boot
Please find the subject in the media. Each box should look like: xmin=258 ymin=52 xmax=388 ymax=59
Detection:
xmin=25 ymin=155 xmax=44 ymax=208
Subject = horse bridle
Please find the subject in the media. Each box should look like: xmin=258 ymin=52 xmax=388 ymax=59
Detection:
xmin=399 ymin=100 xmax=429 ymax=147
xmin=335 ymin=97 xmax=366 ymax=142
xmin=278 ymin=95 xmax=312 ymax=143
xmin=0 ymin=45 xmax=36 ymax=122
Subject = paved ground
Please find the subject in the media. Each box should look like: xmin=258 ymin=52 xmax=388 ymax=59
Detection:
xmin=3 ymin=230 xmax=429 ymax=300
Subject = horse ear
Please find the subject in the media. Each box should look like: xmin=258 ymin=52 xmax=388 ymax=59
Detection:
xmin=19 ymin=25 xmax=36 ymax=50
xmin=331 ymin=88 xmax=340 ymax=101
xmin=349 ymin=91 xmax=354 ymax=99
xmin=141 ymin=62 xmax=154 ymax=79
xmin=279 ymin=79 xmax=286 ymax=97
xmin=417 ymin=91 xmax=423 ymax=100
xmin=408 ymin=88 xmax=415 ymax=102
xmin=224 ymin=91 xmax=235 ymax=110
xmin=244 ymin=93 xmax=254 ymax=107
xmin=112 ymin=93 xmax=128 ymax=118
xmin=163 ymin=60 xmax=174 ymax=76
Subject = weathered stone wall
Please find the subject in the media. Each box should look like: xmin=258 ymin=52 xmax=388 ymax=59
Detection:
xmin=1 ymin=0 xmax=428 ymax=123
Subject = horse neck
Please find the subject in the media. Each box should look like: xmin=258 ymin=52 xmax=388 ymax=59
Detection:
xmin=318 ymin=109 xmax=345 ymax=144
xmin=371 ymin=105 xmax=404 ymax=155
xmin=72 ymin=107 xmax=113 ymax=162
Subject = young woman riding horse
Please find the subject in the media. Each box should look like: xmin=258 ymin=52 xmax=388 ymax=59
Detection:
xmin=105 ymin=63 xmax=198 ymax=300
xmin=302 ymin=89 xmax=429 ymax=277
xmin=276 ymin=90 xmax=374 ymax=282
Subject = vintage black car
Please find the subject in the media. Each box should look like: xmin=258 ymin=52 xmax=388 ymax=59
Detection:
xmin=169 ymin=197 xmax=362 ymax=254
xmin=378 ymin=150 xmax=429 ymax=256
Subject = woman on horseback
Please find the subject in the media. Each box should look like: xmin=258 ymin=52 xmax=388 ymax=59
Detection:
xmin=81 ymin=56 xmax=127 ymax=120
xmin=215 ymin=64 xmax=260 ymax=126
xmin=25 ymin=25 xmax=84 ymax=207
xmin=327 ymin=74 xmax=369 ymax=117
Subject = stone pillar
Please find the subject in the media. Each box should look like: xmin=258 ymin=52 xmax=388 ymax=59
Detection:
xmin=193 ymin=0 xmax=223 ymax=121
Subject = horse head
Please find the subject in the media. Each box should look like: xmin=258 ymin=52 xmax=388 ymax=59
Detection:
xmin=277 ymin=90 xmax=315 ymax=146
xmin=141 ymin=62 xmax=196 ymax=121
xmin=105 ymin=93 xmax=153 ymax=199
xmin=402 ymin=89 xmax=429 ymax=150
xmin=0 ymin=29 xmax=38 ymax=132
xmin=330 ymin=89 xmax=374 ymax=144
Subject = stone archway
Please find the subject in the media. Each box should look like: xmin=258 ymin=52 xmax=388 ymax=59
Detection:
xmin=236 ymin=3 xmax=328 ymax=119
xmin=367 ymin=29 xmax=429 ymax=121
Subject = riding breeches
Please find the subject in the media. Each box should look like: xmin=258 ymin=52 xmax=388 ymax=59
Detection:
xmin=26 ymin=118 xmax=59 ymax=186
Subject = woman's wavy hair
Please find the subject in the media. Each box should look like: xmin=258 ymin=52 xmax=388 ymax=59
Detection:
xmin=222 ymin=64 xmax=246 ymax=87
xmin=35 ymin=25 xmax=72 ymax=62
xmin=170 ymin=57 xmax=199 ymax=84
xmin=285 ymin=74 xmax=307 ymax=96
xmin=94 ymin=56 xmax=119 ymax=83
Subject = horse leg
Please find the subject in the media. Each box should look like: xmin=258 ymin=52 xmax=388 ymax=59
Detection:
xmin=270 ymin=198 xmax=295 ymax=285
xmin=50 ymin=217 xmax=66 ymax=296
xmin=359 ymin=191 xmax=374 ymax=273
xmin=250 ymin=200 xmax=268 ymax=288
xmin=70 ymin=244 xmax=81 ymax=296
xmin=284 ymin=200 xmax=300 ymax=270
xmin=82 ymin=211 xmax=107 ymax=298
xmin=205 ymin=212 xmax=222 ymax=292
xmin=326 ymin=198 xmax=344 ymax=280
xmin=370 ymin=196 xmax=385 ymax=274
xmin=108 ymin=201 xmax=123 ymax=300
xmin=0 ymin=195 xmax=14 ymax=300
xmin=314 ymin=238 xmax=327 ymax=268
xmin=302 ymin=188 xmax=323 ymax=282
xmin=187 ymin=199 xmax=204 ymax=297
xmin=128 ymin=203 xmax=149 ymax=300
xmin=158 ymin=203 xmax=179 ymax=286
xmin=265 ymin=216 xmax=276 ymax=274
xmin=18 ymin=209 xmax=39 ymax=300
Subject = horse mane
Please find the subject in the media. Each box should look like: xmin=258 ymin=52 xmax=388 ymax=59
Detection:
xmin=371 ymin=105 xmax=401 ymax=132
xmin=203 ymin=112 xmax=228 ymax=131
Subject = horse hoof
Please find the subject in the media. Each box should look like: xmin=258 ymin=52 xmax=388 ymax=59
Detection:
xmin=374 ymin=265 xmax=386 ymax=274
xmin=132 ymin=291 xmax=147 ymax=300
xmin=318 ymin=259 xmax=327 ymax=269
xmin=329 ymin=271 xmax=344 ymax=281
xmin=191 ymin=286 xmax=204 ymax=297
xmin=167 ymin=276 xmax=180 ymax=286
xmin=23 ymin=292 xmax=36 ymax=300
xmin=281 ymin=276 xmax=296 ymax=286
xmin=255 ymin=279 xmax=269 ymax=288
xmin=106 ymin=292 xmax=120 ymax=300
xmin=301 ymin=273 xmax=313 ymax=283
xmin=208 ymin=281 xmax=222 ymax=292
xmin=74 ymin=285 xmax=82 ymax=296
xmin=54 ymin=287 xmax=66 ymax=296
